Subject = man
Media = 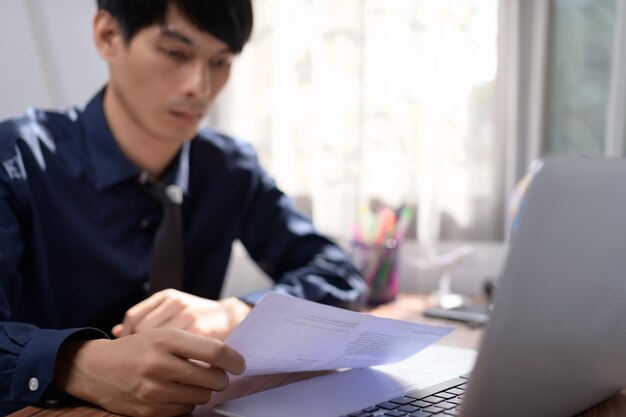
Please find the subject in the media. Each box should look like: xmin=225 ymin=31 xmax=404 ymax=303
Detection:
xmin=0 ymin=1 xmax=367 ymax=415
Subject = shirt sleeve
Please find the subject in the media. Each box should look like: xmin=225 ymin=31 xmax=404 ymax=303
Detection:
xmin=0 ymin=324 xmax=106 ymax=410
xmin=0 ymin=145 xmax=107 ymax=411
xmin=236 ymin=144 xmax=368 ymax=310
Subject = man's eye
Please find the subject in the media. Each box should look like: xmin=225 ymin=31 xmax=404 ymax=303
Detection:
xmin=210 ymin=59 xmax=232 ymax=69
xmin=161 ymin=48 xmax=189 ymax=61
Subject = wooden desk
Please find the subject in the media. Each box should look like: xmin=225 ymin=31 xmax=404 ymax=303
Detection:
xmin=9 ymin=294 xmax=626 ymax=417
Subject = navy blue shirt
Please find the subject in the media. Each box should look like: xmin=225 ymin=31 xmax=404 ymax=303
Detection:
xmin=0 ymin=89 xmax=366 ymax=412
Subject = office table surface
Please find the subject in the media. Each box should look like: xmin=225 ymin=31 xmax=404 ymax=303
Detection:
xmin=9 ymin=294 xmax=626 ymax=417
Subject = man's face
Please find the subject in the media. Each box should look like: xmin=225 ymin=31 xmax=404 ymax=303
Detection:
xmin=104 ymin=6 xmax=234 ymax=145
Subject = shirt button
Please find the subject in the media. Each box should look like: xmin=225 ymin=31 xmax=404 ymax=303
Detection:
xmin=143 ymin=281 xmax=151 ymax=293
xmin=28 ymin=377 xmax=39 ymax=392
xmin=45 ymin=399 xmax=58 ymax=405
xmin=138 ymin=172 xmax=149 ymax=184
xmin=166 ymin=184 xmax=184 ymax=204
xmin=140 ymin=219 xmax=150 ymax=229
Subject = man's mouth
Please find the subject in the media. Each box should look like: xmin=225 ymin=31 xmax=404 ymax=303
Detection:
xmin=169 ymin=110 xmax=203 ymax=123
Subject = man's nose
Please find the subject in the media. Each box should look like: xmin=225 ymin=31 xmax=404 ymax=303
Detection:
xmin=184 ymin=62 xmax=211 ymax=99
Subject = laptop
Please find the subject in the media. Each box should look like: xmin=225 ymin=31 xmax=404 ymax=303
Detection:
xmin=216 ymin=156 xmax=626 ymax=417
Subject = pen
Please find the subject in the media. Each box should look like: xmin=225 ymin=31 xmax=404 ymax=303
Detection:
xmin=374 ymin=208 xmax=397 ymax=245
xmin=394 ymin=207 xmax=413 ymax=241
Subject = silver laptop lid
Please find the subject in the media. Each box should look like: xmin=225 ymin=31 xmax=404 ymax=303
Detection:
xmin=461 ymin=157 xmax=626 ymax=417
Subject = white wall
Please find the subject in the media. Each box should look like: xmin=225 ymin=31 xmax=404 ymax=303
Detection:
xmin=0 ymin=0 xmax=107 ymax=119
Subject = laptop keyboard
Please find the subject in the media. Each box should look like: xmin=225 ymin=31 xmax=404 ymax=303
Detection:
xmin=338 ymin=375 xmax=469 ymax=417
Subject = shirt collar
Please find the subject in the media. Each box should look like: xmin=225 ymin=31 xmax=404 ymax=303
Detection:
xmin=81 ymin=87 xmax=190 ymax=192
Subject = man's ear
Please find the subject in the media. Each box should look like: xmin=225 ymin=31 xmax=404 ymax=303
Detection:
xmin=93 ymin=10 xmax=124 ymax=61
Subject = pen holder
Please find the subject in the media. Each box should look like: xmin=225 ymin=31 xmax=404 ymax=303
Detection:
xmin=351 ymin=239 xmax=400 ymax=306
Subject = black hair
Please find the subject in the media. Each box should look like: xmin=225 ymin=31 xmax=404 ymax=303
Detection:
xmin=96 ymin=0 xmax=253 ymax=53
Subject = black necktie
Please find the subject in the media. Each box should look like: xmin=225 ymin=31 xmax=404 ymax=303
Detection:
xmin=141 ymin=179 xmax=184 ymax=294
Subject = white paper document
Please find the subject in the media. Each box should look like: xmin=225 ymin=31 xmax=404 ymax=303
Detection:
xmin=225 ymin=292 xmax=453 ymax=375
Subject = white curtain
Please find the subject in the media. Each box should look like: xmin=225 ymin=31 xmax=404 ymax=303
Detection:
xmin=211 ymin=0 xmax=502 ymax=242
xmin=496 ymin=0 xmax=551 ymax=236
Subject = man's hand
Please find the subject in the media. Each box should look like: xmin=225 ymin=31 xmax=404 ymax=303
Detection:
xmin=55 ymin=328 xmax=246 ymax=417
xmin=112 ymin=290 xmax=252 ymax=340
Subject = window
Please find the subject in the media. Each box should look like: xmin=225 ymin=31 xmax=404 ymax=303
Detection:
xmin=213 ymin=0 xmax=501 ymax=242
xmin=545 ymin=0 xmax=619 ymax=156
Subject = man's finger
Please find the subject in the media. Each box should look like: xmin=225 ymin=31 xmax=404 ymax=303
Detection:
xmin=157 ymin=313 xmax=195 ymax=332
xmin=133 ymin=296 xmax=186 ymax=333
xmin=168 ymin=357 xmax=231 ymax=392
xmin=119 ymin=290 xmax=169 ymax=336
xmin=135 ymin=379 xmax=215 ymax=405
xmin=168 ymin=332 xmax=246 ymax=375
xmin=111 ymin=324 xmax=123 ymax=338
